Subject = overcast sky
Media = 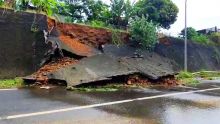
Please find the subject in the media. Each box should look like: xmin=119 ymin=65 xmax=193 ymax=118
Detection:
xmin=103 ymin=0 xmax=220 ymax=36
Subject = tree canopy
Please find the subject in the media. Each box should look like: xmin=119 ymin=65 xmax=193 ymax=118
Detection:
xmin=180 ymin=27 xmax=198 ymax=40
xmin=134 ymin=0 xmax=179 ymax=29
xmin=180 ymin=27 xmax=210 ymax=44
xmin=0 ymin=0 xmax=179 ymax=29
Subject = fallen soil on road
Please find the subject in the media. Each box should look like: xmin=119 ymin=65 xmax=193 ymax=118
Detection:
xmin=25 ymin=57 xmax=77 ymax=84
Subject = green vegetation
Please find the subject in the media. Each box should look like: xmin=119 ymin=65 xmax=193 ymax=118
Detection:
xmin=0 ymin=0 xmax=3 ymax=6
xmin=108 ymin=0 xmax=133 ymax=29
xmin=180 ymin=27 xmax=198 ymax=40
xmin=193 ymin=71 xmax=220 ymax=79
xmin=0 ymin=0 xmax=179 ymax=30
xmin=89 ymin=20 xmax=106 ymax=28
xmin=191 ymin=35 xmax=211 ymax=45
xmin=176 ymin=71 xmax=220 ymax=85
xmin=176 ymin=71 xmax=199 ymax=86
xmin=130 ymin=16 xmax=157 ymax=49
xmin=134 ymin=0 xmax=179 ymax=29
xmin=176 ymin=71 xmax=194 ymax=79
xmin=111 ymin=28 xmax=123 ymax=46
xmin=0 ymin=0 xmax=63 ymax=15
xmin=0 ymin=78 xmax=24 ymax=89
xmin=180 ymin=27 xmax=211 ymax=45
xmin=209 ymin=32 xmax=220 ymax=45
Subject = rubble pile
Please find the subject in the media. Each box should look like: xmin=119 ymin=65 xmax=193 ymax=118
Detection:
xmin=127 ymin=75 xmax=178 ymax=87
xmin=162 ymin=77 xmax=179 ymax=86
xmin=29 ymin=57 xmax=77 ymax=84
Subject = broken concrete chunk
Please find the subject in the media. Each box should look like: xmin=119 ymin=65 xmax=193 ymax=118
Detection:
xmin=48 ymin=54 xmax=137 ymax=86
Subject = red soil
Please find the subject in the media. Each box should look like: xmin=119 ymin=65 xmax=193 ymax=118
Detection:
xmin=46 ymin=18 xmax=130 ymax=57
xmin=31 ymin=57 xmax=77 ymax=83
xmin=59 ymin=35 xmax=94 ymax=57
xmin=48 ymin=18 xmax=129 ymax=48
xmin=127 ymin=75 xmax=178 ymax=87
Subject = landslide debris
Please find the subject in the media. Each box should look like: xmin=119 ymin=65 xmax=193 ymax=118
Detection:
xmin=47 ymin=18 xmax=100 ymax=57
xmin=127 ymin=75 xmax=178 ymax=87
xmin=48 ymin=44 xmax=178 ymax=87
xmin=24 ymin=57 xmax=77 ymax=84
xmin=24 ymin=18 xmax=178 ymax=88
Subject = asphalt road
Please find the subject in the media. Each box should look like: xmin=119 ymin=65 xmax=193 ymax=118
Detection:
xmin=1 ymin=81 xmax=220 ymax=124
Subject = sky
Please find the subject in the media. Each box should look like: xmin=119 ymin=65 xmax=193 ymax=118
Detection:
xmin=103 ymin=0 xmax=220 ymax=36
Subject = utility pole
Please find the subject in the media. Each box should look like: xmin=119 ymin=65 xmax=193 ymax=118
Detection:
xmin=184 ymin=0 xmax=188 ymax=72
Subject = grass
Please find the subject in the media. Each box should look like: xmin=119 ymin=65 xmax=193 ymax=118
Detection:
xmin=176 ymin=71 xmax=220 ymax=86
xmin=192 ymin=71 xmax=220 ymax=78
xmin=78 ymin=23 xmax=127 ymax=33
xmin=176 ymin=71 xmax=199 ymax=86
xmin=0 ymin=78 xmax=24 ymax=89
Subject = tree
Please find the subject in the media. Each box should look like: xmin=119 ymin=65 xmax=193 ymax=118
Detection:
xmin=109 ymin=0 xmax=125 ymax=28
xmin=0 ymin=0 xmax=4 ymax=6
xmin=16 ymin=0 xmax=61 ymax=15
xmin=61 ymin=0 xmax=88 ymax=22
xmin=130 ymin=16 xmax=157 ymax=50
xmin=108 ymin=0 xmax=135 ymax=28
xmin=134 ymin=0 xmax=178 ymax=29
xmin=124 ymin=0 xmax=134 ymax=27
xmin=180 ymin=27 xmax=198 ymax=40
xmin=61 ymin=0 xmax=109 ymax=23
xmin=86 ymin=0 xmax=109 ymax=22
xmin=180 ymin=27 xmax=210 ymax=44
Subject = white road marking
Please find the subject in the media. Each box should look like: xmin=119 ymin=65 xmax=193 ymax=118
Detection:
xmin=0 ymin=88 xmax=18 ymax=91
xmin=176 ymin=85 xmax=199 ymax=89
xmin=1 ymin=87 xmax=220 ymax=120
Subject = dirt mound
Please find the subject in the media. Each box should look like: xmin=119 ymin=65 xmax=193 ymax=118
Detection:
xmin=26 ymin=57 xmax=77 ymax=84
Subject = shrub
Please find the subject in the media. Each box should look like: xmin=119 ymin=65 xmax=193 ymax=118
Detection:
xmin=0 ymin=0 xmax=3 ymax=6
xmin=209 ymin=32 xmax=220 ymax=45
xmin=0 ymin=78 xmax=24 ymax=89
xmin=130 ymin=16 xmax=157 ymax=50
xmin=176 ymin=71 xmax=193 ymax=79
xmin=89 ymin=20 xmax=106 ymax=28
xmin=64 ymin=16 xmax=73 ymax=23
xmin=176 ymin=71 xmax=199 ymax=85
xmin=111 ymin=28 xmax=122 ymax=46
xmin=180 ymin=27 xmax=198 ymax=40
xmin=191 ymin=34 xmax=210 ymax=44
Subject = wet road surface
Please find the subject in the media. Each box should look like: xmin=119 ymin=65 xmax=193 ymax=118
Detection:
xmin=1 ymin=81 xmax=220 ymax=124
